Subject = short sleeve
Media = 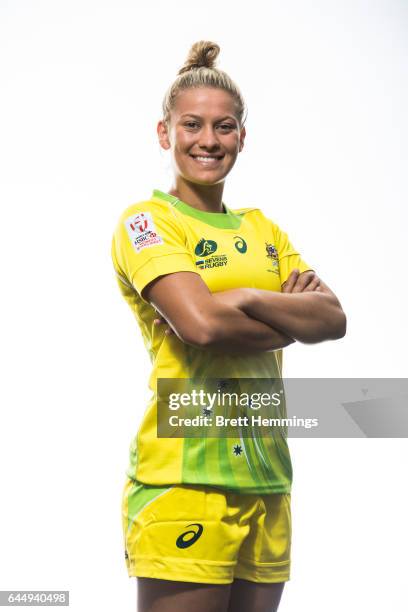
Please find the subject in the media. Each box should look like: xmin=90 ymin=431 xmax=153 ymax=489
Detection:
xmin=270 ymin=220 xmax=314 ymax=286
xmin=111 ymin=201 xmax=197 ymax=298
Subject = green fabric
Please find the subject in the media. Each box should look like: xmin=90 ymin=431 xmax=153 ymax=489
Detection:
xmin=126 ymin=480 xmax=171 ymax=531
xmin=153 ymin=189 xmax=243 ymax=229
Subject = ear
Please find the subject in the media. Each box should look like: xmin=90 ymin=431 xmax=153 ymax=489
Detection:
xmin=157 ymin=120 xmax=171 ymax=150
xmin=239 ymin=125 xmax=246 ymax=152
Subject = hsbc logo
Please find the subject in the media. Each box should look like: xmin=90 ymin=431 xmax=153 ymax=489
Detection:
xmin=125 ymin=211 xmax=164 ymax=252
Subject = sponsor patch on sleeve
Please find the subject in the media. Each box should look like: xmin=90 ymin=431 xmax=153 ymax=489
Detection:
xmin=124 ymin=211 xmax=164 ymax=252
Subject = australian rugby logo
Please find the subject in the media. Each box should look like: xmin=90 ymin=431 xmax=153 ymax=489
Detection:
xmin=194 ymin=238 xmax=218 ymax=257
xmin=194 ymin=238 xmax=227 ymax=269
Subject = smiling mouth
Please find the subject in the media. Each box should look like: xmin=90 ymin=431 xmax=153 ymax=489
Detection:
xmin=189 ymin=154 xmax=225 ymax=164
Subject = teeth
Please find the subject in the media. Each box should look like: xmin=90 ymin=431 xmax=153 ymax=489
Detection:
xmin=194 ymin=156 xmax=220 ymax=162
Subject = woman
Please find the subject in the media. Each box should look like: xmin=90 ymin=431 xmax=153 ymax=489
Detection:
xmin=112 ymin=41 xmax=346 ymax=612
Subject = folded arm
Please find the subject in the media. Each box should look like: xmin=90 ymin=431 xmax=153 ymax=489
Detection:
xmin=214 ymin=270 xmax=347 ymax=344
xmin=143 ymin=271 xmax=294 ymax=354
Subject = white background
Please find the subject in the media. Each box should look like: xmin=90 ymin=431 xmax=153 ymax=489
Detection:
xmin=1 ymin=0 xmax=407 ymax=610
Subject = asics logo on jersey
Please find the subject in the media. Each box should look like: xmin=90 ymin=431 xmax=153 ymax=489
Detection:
xmin=176 ymin=523 xmax=204 ymax=548
xmin=233 ymin=236 xmax=247 ymax=253
xmin=195 ymin=239 xmax=218 ymax=257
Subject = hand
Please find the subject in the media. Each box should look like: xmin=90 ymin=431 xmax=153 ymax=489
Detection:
xmin=282 ymin=269 xmax=321 ymax=293
xmin=153 ymin=314 xmax=175 ymax=335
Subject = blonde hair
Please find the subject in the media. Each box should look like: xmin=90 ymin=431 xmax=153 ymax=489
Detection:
xmin=162 ymin=41 xmax=247 ymax=127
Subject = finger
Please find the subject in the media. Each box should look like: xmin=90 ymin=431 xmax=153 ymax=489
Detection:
xmin=292 ymin=271 xmax=317 ymax=293
xmin=282 ymin=269 xmax=300 ymax=293
xmin=154 ymin=314 xmax=169 ymax=324
xmin=303 ymin=276 xmax=321 ymax=292
xmin=164 ymin=327 xmax=175 ymax=335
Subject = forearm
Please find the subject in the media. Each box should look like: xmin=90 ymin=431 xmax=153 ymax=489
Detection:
xmin=200 ymin=303 xmax=294 ymax=354
xmin=241 ymin=289 xmax=346 ymax=343
xmin=147 ymin=272 xmax=294 ymax=354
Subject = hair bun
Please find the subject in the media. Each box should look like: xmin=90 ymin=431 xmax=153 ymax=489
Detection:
xmin=178 ymin=41 xmax=220 ymax=75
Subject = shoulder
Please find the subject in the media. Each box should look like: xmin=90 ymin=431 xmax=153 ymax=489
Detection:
xmin=112 ymin=196 xmax=189 ymax=259
xmin=113 ymin=198 xmax=186 ymax=242
xmin=229 ymin=206 xmax=279 ymax=232
xmin=116 ymin=198 xmax=172 ymax=225
xmin=229 ymin=206 xmax=276 ymax=223
xmin=229 ymin=205 xmax=261 ymax=216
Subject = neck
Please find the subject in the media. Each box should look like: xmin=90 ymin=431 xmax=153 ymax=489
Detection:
xmin=168 ymin=179 xmax=225 ymax=213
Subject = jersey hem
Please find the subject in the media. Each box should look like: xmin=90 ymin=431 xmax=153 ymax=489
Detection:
xmin=125 ymin=475 xmax=291 ymax=496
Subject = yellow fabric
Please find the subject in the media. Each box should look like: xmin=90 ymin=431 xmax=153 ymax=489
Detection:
xmin=122 ymin=477 xmax=291 ymax=584
xmin=112 ymin=190 xmax=312 ymax=493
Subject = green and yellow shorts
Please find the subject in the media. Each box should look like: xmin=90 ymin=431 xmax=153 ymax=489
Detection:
xmin=121 ymin=478 xmax=291 ymax=584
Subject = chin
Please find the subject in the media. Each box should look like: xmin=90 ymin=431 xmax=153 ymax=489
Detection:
xmin=181 ymin=167 xmax=231 ymax=186
xmin=185 ymin=175 xmax=226 ymax=187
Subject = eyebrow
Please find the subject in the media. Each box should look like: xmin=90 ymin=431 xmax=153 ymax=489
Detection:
xmin=180 ymin=113 xmax=238 ymax=123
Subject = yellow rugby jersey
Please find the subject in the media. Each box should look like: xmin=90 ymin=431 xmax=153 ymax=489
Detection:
xmin=112 ymin=189 xmax=312 ymax=494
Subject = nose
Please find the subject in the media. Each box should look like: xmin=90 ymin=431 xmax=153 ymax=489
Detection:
xmin=198 ymin=125 xmax=220 ymax=151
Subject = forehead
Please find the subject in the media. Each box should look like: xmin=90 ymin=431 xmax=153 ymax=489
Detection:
xmin=172 ymin=87 xmax=239 ymax=120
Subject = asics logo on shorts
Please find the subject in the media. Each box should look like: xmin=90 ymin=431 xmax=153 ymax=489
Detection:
xmin=175 ymin=523 xmax=204 ymax=549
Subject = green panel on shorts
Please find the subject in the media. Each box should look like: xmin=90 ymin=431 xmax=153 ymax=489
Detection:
xmin=126 ymin=480 xmax=171 ymax=531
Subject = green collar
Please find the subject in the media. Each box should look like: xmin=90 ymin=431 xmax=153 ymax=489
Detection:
xmin=152 ymin=189 xmax=242 ymax=229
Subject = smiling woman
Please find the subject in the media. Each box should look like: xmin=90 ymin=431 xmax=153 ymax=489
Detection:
xmin=111 ymin=40 xmax=346 ymax=612
xmin=158 ymin=87 xmax=245 ymax=189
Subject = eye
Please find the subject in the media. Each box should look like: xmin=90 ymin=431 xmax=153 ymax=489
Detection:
xmin=184 ymin=121 xmax=200 ymax=129
xmin=217 ymin=124 xmax=236 ymax=132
